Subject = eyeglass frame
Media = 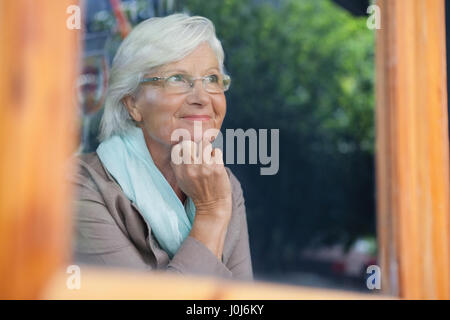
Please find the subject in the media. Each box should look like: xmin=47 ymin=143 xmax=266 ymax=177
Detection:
xmin=139 ymin=73 xmax=231 ymax=94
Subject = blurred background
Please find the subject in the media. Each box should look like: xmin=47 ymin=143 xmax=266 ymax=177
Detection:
xmin=76 ymin=0 xmax=376 ymax=292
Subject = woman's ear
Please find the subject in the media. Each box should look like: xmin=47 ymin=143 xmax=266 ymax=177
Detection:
xmin=122 ymin=95 xmax=143 ymax=123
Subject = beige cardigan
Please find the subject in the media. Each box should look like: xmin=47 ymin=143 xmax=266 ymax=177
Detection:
xmin=71 ymin=152 xmax=253 ymax=281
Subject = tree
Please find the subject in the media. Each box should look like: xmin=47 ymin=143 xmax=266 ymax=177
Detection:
xmin=184 ymin=0 xmax=375 ymax=274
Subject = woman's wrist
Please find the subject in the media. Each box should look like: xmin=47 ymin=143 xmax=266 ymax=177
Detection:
xmin=193 ymin=197 xmax=232 ymax=219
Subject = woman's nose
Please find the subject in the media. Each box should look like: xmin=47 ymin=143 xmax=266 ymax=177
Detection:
xmin=187 ymin=80 xmax=210 ymax=105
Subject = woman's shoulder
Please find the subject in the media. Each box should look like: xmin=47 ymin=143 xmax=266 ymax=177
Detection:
xmin=69 ymin=152 xmax=115 ymax=199
xmin=74 ymin=152 xmax=107 ymax=179
xmin=73 ymin=151 xmax=119 ymax=182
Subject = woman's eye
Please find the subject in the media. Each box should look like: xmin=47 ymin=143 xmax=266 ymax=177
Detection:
xmin=206 ymin=74 xmax=219 ymax=83
xmin=167 ymin=74 xmax=185 ymax=82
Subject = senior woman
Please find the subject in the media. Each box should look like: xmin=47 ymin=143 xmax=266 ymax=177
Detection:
xmin=72 ymin=14 xmax=253 ymax=280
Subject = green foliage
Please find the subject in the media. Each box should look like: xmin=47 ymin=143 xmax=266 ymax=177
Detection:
xmin=184 ymin=0 xmax=376 ymax=274
xmin=186 ymin=0 xmax=374 ymax=151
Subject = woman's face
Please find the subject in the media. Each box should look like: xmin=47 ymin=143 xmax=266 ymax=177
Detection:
xmin=126 ymin=42 xmax=227 ymax=149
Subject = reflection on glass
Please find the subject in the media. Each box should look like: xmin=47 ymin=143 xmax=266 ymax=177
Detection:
xmin=77 ymin=32 xmax=110 ymax=153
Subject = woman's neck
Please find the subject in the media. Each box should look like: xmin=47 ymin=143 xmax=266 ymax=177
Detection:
xmin=141 ymin=128 xmax=187 ymax=204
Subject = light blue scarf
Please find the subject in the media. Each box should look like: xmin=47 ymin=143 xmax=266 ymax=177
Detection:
xmin=96 ymin=126 xmax=196 ymax=258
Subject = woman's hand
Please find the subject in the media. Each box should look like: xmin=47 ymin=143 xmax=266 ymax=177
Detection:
xmin=170 ymin=135 xmax=232 ymax=220
xmin=170 ymin=135 xmax=232 ymax=260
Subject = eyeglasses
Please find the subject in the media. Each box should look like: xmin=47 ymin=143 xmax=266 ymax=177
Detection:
xmin=140 ymin=73 xmax=231 ymax=94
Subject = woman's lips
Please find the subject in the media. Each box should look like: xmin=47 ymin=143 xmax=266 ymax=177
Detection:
xmin=181 ymin=115 xmax=211 ymax=121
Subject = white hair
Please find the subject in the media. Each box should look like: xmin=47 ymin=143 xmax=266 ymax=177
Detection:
xmin=99 ymin=13 xmax=225 ymax=141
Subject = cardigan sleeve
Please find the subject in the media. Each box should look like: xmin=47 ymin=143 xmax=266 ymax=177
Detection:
xmin=73 ymin=197 xmax=234 ymax=279
xmin=222 ymin=167 xmax=253 ymax=280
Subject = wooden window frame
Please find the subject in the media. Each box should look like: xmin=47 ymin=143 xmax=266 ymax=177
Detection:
xmin=1 ymin=0 xmax=448 ymax=299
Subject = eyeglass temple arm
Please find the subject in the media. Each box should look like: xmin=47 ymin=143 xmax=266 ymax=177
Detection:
xmin=140 ymin=77 xmax=162 ymax=83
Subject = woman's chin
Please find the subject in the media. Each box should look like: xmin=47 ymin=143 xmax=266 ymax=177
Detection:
xmin=173 ymin=120 xmax=216 ymax=142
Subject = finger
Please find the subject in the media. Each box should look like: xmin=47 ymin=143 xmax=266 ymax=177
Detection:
xmin=170 ymin=143 xmax=184 ymax=166
xmin=187 ymin=140 xmax=200 ymax=165
xmin=199 ymin=133 xmax=211 ymax=156
xmin=202 ymin=142 xmax=214 ymax=165
xmin=212 ymin=147 xmax=224 ymax=165
xmin=191 ymin=140 xmax=200 ymax=164
xmin=180 ymin=140 xmax=194 ymax=164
